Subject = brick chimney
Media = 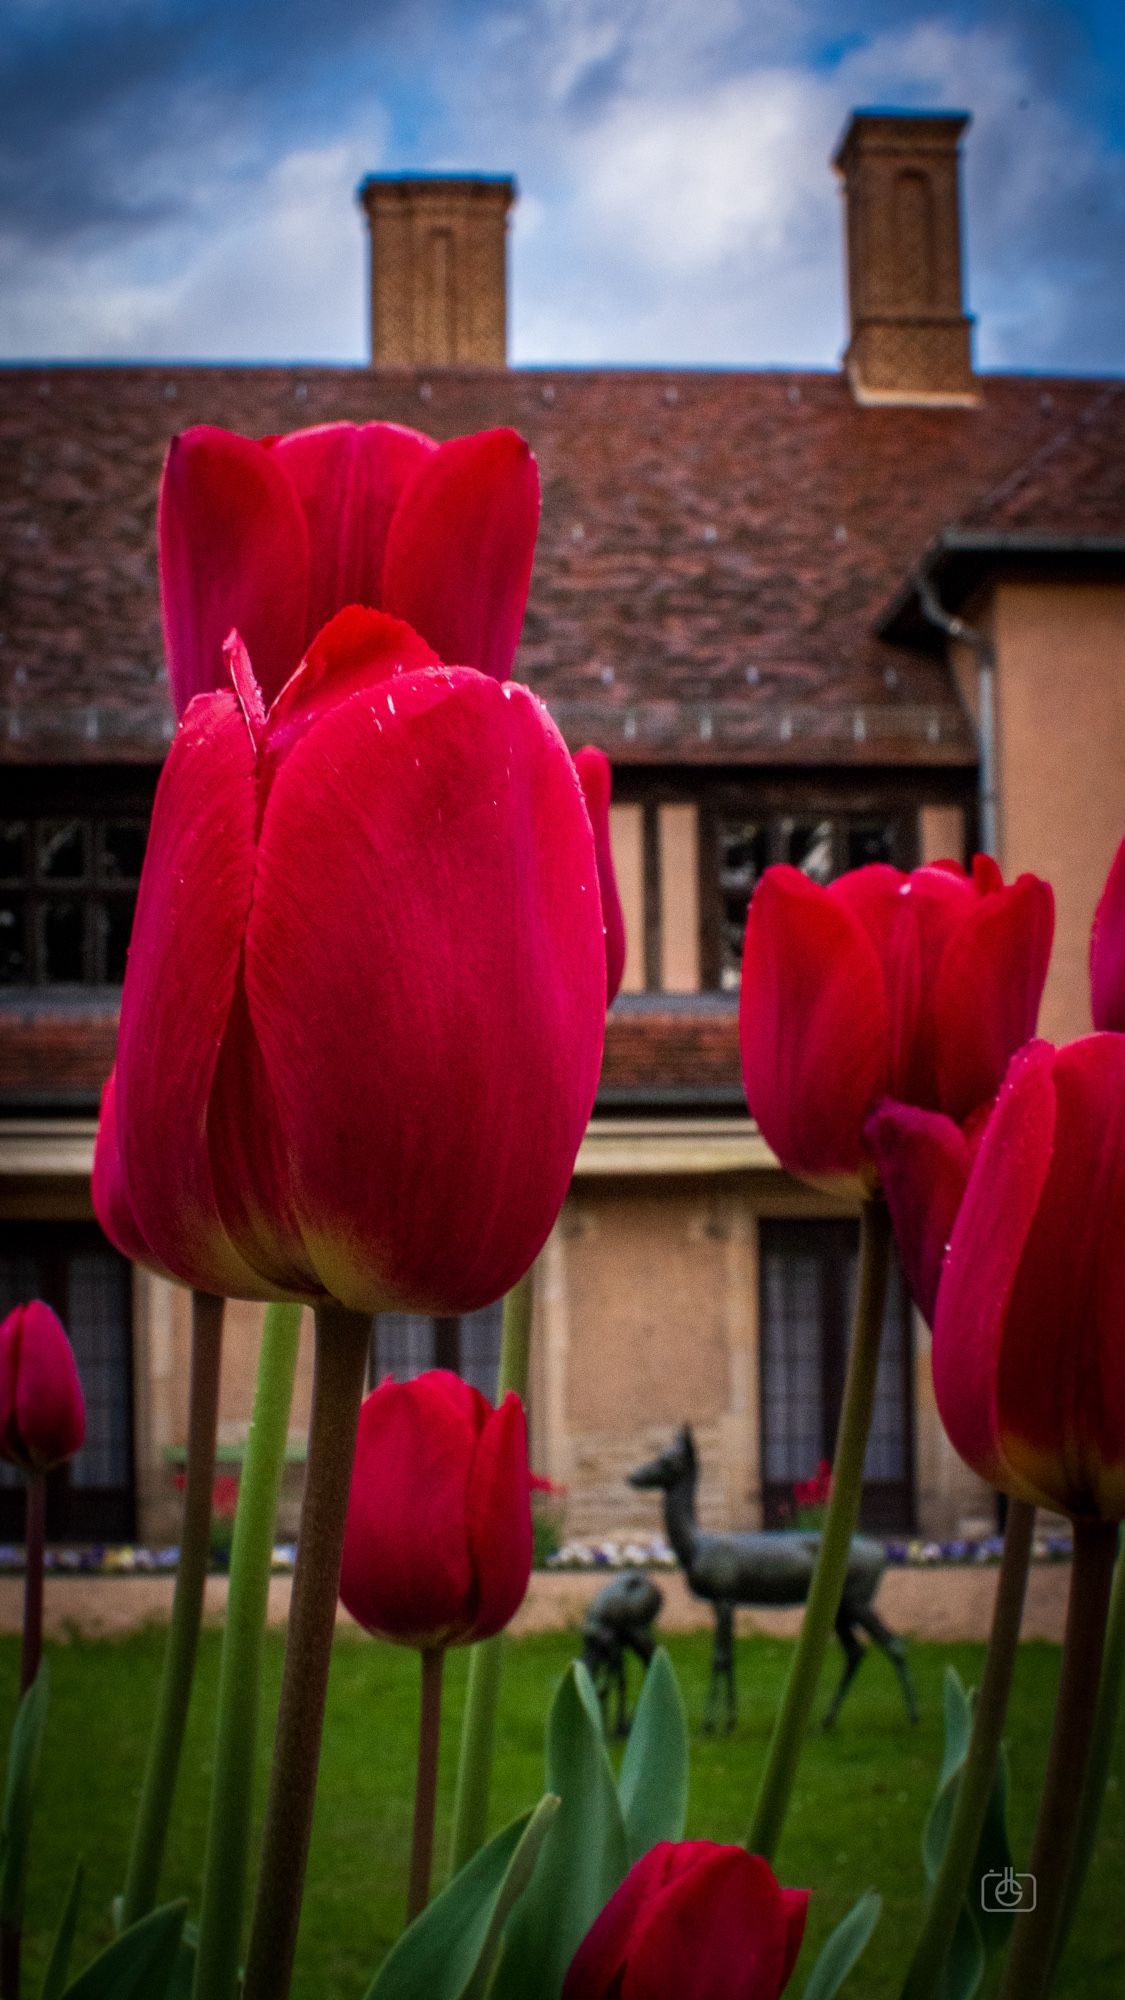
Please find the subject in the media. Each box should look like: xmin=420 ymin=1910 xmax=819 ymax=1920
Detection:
xmin=832 ymin=111 xmax=975 ymax=405
xmin=356 ymin=174 xmax=515 ymax=368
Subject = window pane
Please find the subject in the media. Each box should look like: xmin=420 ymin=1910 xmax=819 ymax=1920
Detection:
xmin=847 ymin=822 xmax=897 ymax=870
xmin=460 ymin=1299 xmax=504 ymax=1400
xmin=95 ymin=896 xmax=137 ymax=984
xmin=716 ymin=818 xmax=769 ymax=991
xmin=0 ymin=897 xmax=29 ymax=983
xmin=374 ymin=1313 xmax=434 ymax=1384
xmin=67 ymin=1251 xmax=132 ymax=1490
xmin=37 ymin=820 xmax=87 ymax=881
xmin=0 ymin=822 xmax=28 ymax=882
xmin=99 ymin=820 xmax=147 ymax=883
xmin=780 ymin=818 xmax=834 ymax=882
xmin=40 ymin=900 xmax=86 ymax=982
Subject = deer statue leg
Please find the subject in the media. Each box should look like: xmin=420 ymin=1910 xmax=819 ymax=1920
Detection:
xmin=703 ymin=1605 xmax=726 ymax=1733
xmin=714 ymin=1602 xmax=736 ymax=1735
xmin=822 ymin=1607 xmax=866 ymax=1730
xmin=612 ymin=1646 xmax=629 ymax=1738
xmin=856 ymin=1605 xmax=920 ymax=1724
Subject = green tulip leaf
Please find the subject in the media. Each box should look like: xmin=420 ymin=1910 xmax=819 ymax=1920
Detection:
xmin=165 ymin=1920 xmax=199 ymax=2000
xmin=0 ymin=1667 xmax=50 ymax=1926
xmin=617 ymin=1647 xmax=689 ymax=1865
xmin=364 ymin=1796 xmax=559 ymax=2000
xmin=490 ymin=1665 xmax=629 ymax=2000
xmin=60 ymin=1899 xmax=187 ymax=2000
xmin=799 ymin=1889 xmax=882 ymax=2000
xmin=40 ymin=1862 xmax=84 ymax=2000
xmin=923 ymin=1667 xmax=1016 ymax=1974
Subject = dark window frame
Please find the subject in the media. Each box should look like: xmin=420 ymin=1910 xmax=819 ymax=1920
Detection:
xmin=371 ymin=1299 xmax=507 ymax=1403
xmin=0 ymin=767 xmax=159 ymax=991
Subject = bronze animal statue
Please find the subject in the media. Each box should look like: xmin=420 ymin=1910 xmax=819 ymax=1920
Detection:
xmin=628 ymin=1425 xmax=918 ymax=1733
xmin=581 ymin=1570 xmax=664 ymax=1736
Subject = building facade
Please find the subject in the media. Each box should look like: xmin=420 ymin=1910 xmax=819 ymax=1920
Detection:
xmin=3 ymin=111 xmax=1124 ymax=1546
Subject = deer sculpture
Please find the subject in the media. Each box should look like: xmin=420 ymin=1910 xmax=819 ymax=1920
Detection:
xmin=581 ymin=1571 xmax=665 ymax=1737
xmin=628 ymin=1426 xmax=918 ymax=1733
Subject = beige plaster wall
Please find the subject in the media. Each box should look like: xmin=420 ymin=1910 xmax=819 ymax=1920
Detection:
xmin=992 ymin=579 xmax=1125 ymax=1044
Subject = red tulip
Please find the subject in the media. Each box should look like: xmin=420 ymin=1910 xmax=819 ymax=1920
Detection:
xmin=574 ymin=747 xmax=626 ymax=1004
xmin=563 ymin=1843 xmax=808 ymax=2000
xmin=339 ymin=1371 xmax=532 ymax=1648
xmin=739 ymin=857 xmax=1053 ymax=1187
xmin=1090 ymin=832 xmax=1125 ymax=1031
xmin=159 ymin=421 xmax=539 ymax=713
xmin=0 ymin=1302 xmax=86 ymax=1475
xmin=864 ymin=1098 xmax=991 ymax=1326
xmin=93 ymin=606 xmax=605 ymax=1310
xmin=933 ymin=1035 xmax=1125 ymax=1520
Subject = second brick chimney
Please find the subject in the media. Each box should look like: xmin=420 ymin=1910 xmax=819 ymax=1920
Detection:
xmin=833 ymin=110 xmax=976 ymax=405
xmin=357 ymin=173 xmax=515 ymax=369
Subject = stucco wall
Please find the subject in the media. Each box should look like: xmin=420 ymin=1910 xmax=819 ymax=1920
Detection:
xmin=992 ymin=578 xmax=1125 ymax=1044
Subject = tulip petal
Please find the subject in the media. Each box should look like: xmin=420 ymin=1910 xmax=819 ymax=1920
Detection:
xmin=340 ymin=1373 xmax=478 ymax=1646
xmin=934 ymin=873 xmax=1055 ymax=1121
xmin=933 ymin=1042 xmax=1056 ymax=1498
xmin=562 ymin=1845 xmax=660 ymax=1999
xmin=996 ymin=1035 xmax=1125 ymax=1517
xmin=864 ymin=1100 xmax=978 ymax=1327
xmin=575 ymin=746 xmax=626 ymax=1004
xmin=833 ymin=864 xmax=973 ymax=1108
xmin=382 ymin=429 xmax=540 ymax=681
xmin=1091 ymin=832 xmax=1125 ymax=1032
xmin=623 ymin=1847 xmax=788 ymax=2000
xmin=779 ymin=1889 xmax=810 ymax=1991
xmin=262 ymin=605 xmax=441 ymax=776
xmin=466 ymin=1392 xmax=533 ymax=1640
xmin=740 ymin=868 xmax=889 ymax=1181
xmin=244 ymin=668 xmax=604 ymax=1313
xmin=115 ymin=692 xmax=289 ymax=1298
xmin=269 ymin=422 xmax=436 ymax=640
xmin=159 ymin=428 xmax=309 ymax=713
xmin=92 ymin=1071 xmax=170 ymax=1276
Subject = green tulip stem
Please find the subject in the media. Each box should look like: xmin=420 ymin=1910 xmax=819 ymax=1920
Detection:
xmin=746 ymin=1195 xmax=892 ymax=1863
xmin=898 ymin=1497 xmax=1035 ymax=2000
xmin=122 ymin=1289 xmax=224 ymax=1927
xmin=191 ymin=1299 xmax=302 ymax=2000
xmin=242 ymin=1303 xmax=371 ymax=2000
xmin=407 ymin=1647 xmax=446 ymax=1923
xmin=20 ymin=1471 xmax=46 ymax=1699
xmin=997 ymin=1516 xmax=1118 ymax=2000
xmin=448 ymin=1269 xmax=534 ymax=1875
xmin=1051 ymin=1528 xmax=1125 ymax=1972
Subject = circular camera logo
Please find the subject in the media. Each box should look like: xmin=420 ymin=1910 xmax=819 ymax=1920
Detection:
xmin=981 ymin=1866 xmax=1036 ymax=1914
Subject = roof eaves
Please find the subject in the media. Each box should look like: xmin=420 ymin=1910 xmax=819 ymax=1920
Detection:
xmin=878 ymin=529 xmax=1125 ymax=652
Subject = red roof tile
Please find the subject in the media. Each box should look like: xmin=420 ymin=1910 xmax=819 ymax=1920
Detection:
xmin=2 ymin=363 xmax=1123 ymax=767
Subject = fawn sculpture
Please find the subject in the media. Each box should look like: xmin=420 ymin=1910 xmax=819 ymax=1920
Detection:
xmin=580 ymin=1571 xmax=665 ymax=1737
xmin=628 ymin=1426 xmax=919 ymax=1733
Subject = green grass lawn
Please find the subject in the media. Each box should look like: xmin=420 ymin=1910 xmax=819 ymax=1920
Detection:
xmin=3 ymin=1622 xmax=1123 ymax=1998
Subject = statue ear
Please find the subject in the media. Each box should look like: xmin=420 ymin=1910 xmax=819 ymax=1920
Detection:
xmin=681 ymin=1424 xmax=697 ymax=1471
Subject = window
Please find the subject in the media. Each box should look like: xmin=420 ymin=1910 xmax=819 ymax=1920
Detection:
xmin=372 ymin=1298 xmax=505 ymax=1401
xmin=713 ymin=811 xmax=902 ymax=990
xmin=0 ymin=771 xmax=157 ymax=988
xmin=0 ymin=1222 xmax=136 ymax=1540
xmin=759 ymin=1218 xmax=914 ymax=1534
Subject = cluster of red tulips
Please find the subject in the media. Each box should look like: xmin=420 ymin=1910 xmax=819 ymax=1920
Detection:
xmin=5 ymin=410 xmax=1124 ymax=2000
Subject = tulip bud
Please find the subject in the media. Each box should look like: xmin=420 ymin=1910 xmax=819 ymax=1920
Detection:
xmin=340 ymin=1371 xmax=533 ymax=1650
xmin=0 ymin=1302 xmax=86 ymax=1475
xmin=563 ymin=1842 xmax=808 ymax=2000
xmin=933 ymin=1034 xmax=1125 ymax=1521
xmin=1090 ymin=831 xmax=1125 ymax=1031
xmin=574 ymin=746 xmax=626 ymax=1004
xmin=864 ymin=1097 xmax=991 ymax=1327
xmin=740 ymin=858 xmax=1053 ymax=1188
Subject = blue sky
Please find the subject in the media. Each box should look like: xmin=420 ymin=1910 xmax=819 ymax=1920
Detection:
xmin=2 ymin=0 xmax=1123 ymax=372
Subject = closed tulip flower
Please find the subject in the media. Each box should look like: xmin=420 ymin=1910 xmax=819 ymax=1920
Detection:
xmin=339 ymin=1371 xmax=532 ymax=1649
xmin=739 ymin=857 xmax=1053 ymax=1188
xmin=159 ymin=420 xmax=539 ymax=714
xmin=1090 ymin=830 xmax=1125 ymax=1031
xmin=0 ymin=1301 xmax=85 ymax=1475
xmin=93 ymin=606 xmax=605 ymax=1310
xmin=934 ymin=1034 xmax=1125 ymax=1520
xmin=574 ymin=747 xmax=626 ymax=1003
xmin=563 ymin=1843 xmax=808 ymax=2000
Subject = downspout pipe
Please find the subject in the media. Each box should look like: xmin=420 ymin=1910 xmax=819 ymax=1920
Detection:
xmin=914 ymin=567 xmax=999 ymax=861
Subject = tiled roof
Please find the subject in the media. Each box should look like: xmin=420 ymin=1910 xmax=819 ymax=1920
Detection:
xmin=3 ymin=362 xmax=1122 ymax=769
